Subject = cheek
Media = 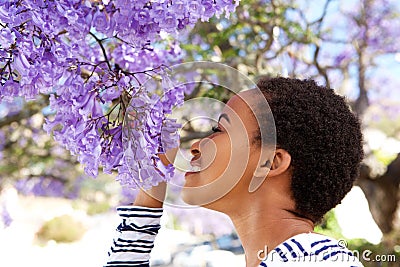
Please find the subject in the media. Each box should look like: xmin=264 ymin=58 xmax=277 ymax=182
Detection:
xmin=214 ymin=137 xmax=252 ymax=178
xmin=211 ymin=127 xmax=253 ymax=177
xmin=203 ymin=135 xmax=232 ymax=176
xmin=216 ymin=137 xmax=232 ymax=163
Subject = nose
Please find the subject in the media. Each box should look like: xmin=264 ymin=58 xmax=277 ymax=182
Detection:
xmin=190 ymin=139 xmax=201 ymax=157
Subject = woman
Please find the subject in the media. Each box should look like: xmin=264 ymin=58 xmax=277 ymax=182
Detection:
xmin=104 ymin=77 xmax=365 ymax=266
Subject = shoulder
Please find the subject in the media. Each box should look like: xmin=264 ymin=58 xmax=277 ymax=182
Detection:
xmin=261 ymin=233 xmax=364 ymax=267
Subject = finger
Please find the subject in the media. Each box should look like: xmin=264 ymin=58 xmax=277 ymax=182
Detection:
xmin=159 ymin=146 xmax=179 ymax=166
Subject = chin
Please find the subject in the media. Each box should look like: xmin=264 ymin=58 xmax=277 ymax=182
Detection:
xmin=180 ymin=186 xmax=225 ymax=211
xmin=180 ymin=187 xmax=201 ymax=206
xmin=180 ymin=172 xmax=239 ymax=210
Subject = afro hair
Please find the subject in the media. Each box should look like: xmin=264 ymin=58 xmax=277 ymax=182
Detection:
xmin=256 ymin=77 xmax=364 ymax=223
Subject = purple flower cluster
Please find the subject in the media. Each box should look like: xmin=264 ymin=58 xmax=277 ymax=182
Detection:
xmin=14 ymin=176 xmax=81 ymax=199
xmin=325 ymin=0 xmax=400 ymax=68
xmin=1 ymin=202 xmax=12 ymax=228
xmin=121 ymin=74 xmax=185 ymax=188
xmin=0 ymin=0 xmax=239 ymax=188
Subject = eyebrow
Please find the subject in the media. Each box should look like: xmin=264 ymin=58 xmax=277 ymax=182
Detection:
xmin=218 ymin=113 xmax=230 ymax=124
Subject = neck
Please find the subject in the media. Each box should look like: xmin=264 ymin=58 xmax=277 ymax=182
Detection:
xmin=227 ymin=199 xmax=314 ymax=267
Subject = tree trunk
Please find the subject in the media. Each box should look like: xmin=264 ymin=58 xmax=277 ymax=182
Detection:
xmin=355 ymin=154 xmax=400 ymax=233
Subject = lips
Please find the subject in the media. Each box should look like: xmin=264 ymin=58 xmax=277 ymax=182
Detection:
xmin=185 ymin=165 xmax=201 ymax=177
xmin=186 ymin=158 xmax=201 ymax=176
xmin=189 ymin=165 xmax=201 ymax=172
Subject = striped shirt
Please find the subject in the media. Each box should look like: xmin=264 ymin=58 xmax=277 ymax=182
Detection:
xmin=105 ymin=206 xmax=163 ymax=267
xmin=104 ymin=206 xmax=364 ymax=267
xmin=260 ymin=233 xmax=364 ymax=266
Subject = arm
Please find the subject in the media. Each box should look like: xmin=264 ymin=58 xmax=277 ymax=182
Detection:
xmin=104 ymin=149 xmax=178 ymax=267
xmin=105 ymin=206 xmax=163 ymax=267
xmin=133 ymin=148 xmax=177 ymax=208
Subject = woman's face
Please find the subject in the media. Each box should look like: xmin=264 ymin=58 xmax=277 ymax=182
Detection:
xmin=181 ymin=91 xmax=264 ymax=208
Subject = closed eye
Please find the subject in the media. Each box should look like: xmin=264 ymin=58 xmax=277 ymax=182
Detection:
xmin=211 ymin=125 xmax=222 ymax=133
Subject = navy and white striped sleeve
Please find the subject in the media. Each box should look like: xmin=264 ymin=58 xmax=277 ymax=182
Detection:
xmin=104 ymin=206 xmax=163 ymax=267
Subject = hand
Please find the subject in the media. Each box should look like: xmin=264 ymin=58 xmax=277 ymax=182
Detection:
xmin=158 ymin=146 xmax=179 ymax=167
xmin=133 ymin=146 xmax=179 ymax=208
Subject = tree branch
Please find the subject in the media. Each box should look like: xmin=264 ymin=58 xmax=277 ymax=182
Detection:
xmin=89 ymin=31 xmax=112 ymax=71
xmin=313 ymin=45 xmax=330 ymax=88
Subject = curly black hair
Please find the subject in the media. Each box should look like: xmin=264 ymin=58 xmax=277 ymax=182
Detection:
xmin=256 ymin=76 xmax=364 ymax=223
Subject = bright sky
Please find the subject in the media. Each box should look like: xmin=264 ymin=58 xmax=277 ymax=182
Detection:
xmin=298 ymin=0 xmax=400 ymax=103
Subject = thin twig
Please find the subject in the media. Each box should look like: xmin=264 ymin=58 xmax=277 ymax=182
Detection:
xmin=89 ymin=31 xmax=112 ymax=70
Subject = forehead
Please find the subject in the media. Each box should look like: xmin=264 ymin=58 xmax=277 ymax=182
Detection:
xmin=222 ymin=91 xmax=258 ymax=127
xmin=225 ymin=90 xmax=257 ymax=113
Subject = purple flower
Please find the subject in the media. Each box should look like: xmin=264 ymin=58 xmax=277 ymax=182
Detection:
xmin=83 ymin=156 xmax=100 ymax=177
xmin=200 ymin=0 xmax=216 ymax=21
xmin=19 ymin=84 xmax=38 ymax=101
xmin=81 ymin=126 xmax=101 ymax=153
xmin=0 ymin=27 xmax=15 ymax=49
xmin=135 ymin=9 xmax=151 ymax=26
xmin=172 ymin=1 xmax=188 ymax=19
xmin=150 ymin=3 xmax=166 ymax=24
xmin=1 ymin=204 xmax=12 ymax=228
xmin=164 ymin=163 xmax=175 ymax=181
xmin=92 ymin=10 xmax=109 ymax=32
xmin=13 ymin=52 xmax=31 ymax=75
xmin=161 ymin=118 xmax=181 ymax=150
xmin=1 ymin=80 xmax=19 ymax=102
xmin=163 ymin=13 xmax=179 ymax=33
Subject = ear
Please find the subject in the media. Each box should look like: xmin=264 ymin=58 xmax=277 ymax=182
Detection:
xmin=267 ymin=148 xmax=291 ymax=177
xmin=248 ymin=154 xmax=274 ymax=193
xmin=248 ymin=148 xmax=291 ymax=193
